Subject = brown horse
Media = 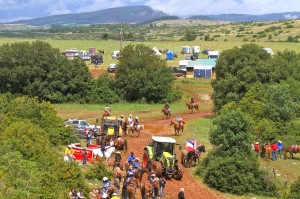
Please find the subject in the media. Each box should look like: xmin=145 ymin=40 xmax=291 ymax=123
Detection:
xmin=127 ymin=178 xmax=139 ymax=199
xmin=121 ymin=119 xmax=127 ymax=135
xmin=181 ymin=144 xmax=206 ymax=168
xmin=114 ymin=137 xmax=128 ymax=151
xmin=170 ymin=120 xmax=184 ymax=136
xmin=113 ymin=166 xmax=124 ymax=183
xmin=284 ymin=145 xmax=300 ymax=159
xmin=102 ymin=110 xmax=111 ymax=118
xmin=141 ymin=178 xmax=160 ymax=199
xmin=185 ymin=102 xmax=199 ymax=114
xmin=161 ymin=108 xmax=171 ymax=120
xmin=127 ymin=124 xmax=144 ymax=137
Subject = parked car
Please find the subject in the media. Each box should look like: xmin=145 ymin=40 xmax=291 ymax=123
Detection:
xmin=111 ymin=50 xmax=120 ymax=59
xmin=107 ymin=64 xmax=117 ymax=73
xmin=64 ymin=119 xmax=100 ymax=138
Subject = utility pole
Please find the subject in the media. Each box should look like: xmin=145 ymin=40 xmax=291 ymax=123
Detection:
xmin=120 ymin=28 xmax=123 ymax=50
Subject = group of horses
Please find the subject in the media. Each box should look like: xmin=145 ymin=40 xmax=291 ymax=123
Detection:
xmin=96 ymin=163 xmax=162 ymax=199
xmin=253 ymin=143 xmax=300 ymax=159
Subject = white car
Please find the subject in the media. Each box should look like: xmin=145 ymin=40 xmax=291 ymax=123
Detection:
xmin=64 ymin=119 xmax=100 ymax=138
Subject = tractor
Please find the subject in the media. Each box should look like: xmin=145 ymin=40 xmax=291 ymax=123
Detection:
xmin=142 ymin=136 xmax=183 ymax=180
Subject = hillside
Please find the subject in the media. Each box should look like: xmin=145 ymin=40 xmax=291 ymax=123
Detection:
xmin=9 ymin=6 xmax=168 ymax=26
xmin=189 ymin=12 xmax=300 ymax=22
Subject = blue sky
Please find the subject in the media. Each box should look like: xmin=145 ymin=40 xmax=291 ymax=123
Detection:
xmin=1 ymin=0 xmax=300 ymax=23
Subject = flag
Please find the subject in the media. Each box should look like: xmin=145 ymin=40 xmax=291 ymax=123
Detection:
xmin=193 ymin=137 xmax=197 ymax=151
xmin=186 ymin=139 xmax=195 ymax=152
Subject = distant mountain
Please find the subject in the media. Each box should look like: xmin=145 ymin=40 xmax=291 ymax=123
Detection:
xmin=7 ymin=6 xmax=300 ymax=26
xmin=189 ymin=12 xmax=300 ymax=22
xmin=9 ymin=6 xmax=169 ymax=26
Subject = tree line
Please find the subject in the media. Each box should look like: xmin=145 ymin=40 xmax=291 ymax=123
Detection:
xmin=0 ymin=41 xmax=181 ymax=104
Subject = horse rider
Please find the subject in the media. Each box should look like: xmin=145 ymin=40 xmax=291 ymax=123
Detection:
xmin=127 ymin=151 xmax=135 ymax=166
xmin=120 ymin=115 xmax=126 ymax=123
xmin=191 ymin=97 xmax=195 ymax=108
xmin=133 ymin=116 xmax=139 ymax=131
xmin=148 ymin=172 xmax=157 ymax=195
xmin=105 ymin=104 xmax=111 ymax=116
xmin=102 ymin=176 xmax=111 ymax=194
xmin=127 ymin=115 xmax=133 ymax=125
xmin=164 ymin=103 xmax=170 ymax=113
xmin=113 ymin=151 xmax=122 ymax=169
xmin=276 ymin=140 xmax=283 ymax=159
xmin=126 ymin=165 xmax=135 ymax=183
xmin=65 ymin=144 xmax=75 ymax=162
xmin=176 ymin=115 xmax=183 ymax=127
xmin=132 ymin=158 xmax=140 ymax=173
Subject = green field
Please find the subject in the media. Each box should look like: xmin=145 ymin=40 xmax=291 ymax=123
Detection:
xmin=1 ymin=38 xmax=299 ymax=70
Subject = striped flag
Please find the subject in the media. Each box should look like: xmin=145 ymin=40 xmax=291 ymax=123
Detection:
xmin=186 ymin=139 xmax=195 ymax=152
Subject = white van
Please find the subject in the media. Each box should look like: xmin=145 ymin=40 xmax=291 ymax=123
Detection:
xmin=208 ymin=51 xmax=219 ymax=59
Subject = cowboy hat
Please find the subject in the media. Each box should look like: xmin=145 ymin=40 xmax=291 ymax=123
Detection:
xmin=68 ymin=144 xmax=72 ymax=148
xmin=103 ymin=177 xmax=108 ymax=181
xmin=278 ymin=140 xmax=282 ymax=143
xmin=116 ymin=151 xmax=121 ymax=154
xmin=135 ymin=158 xmax=139 ymax=161
xmin=255 ymin=142 xmax=259 ymax=144
xmin=151 ymin=173 xmax=156 ymax=177
xmin=112 ymin=193 xmax=117 ymax=196
xmin=135 ymin=116 xmax=139 ymax=119
xmin=102 ymin=193 xmax=108 ymax=198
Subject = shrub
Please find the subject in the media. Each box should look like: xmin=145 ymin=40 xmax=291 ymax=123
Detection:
xmin=203 ymin=156 xmax=277 ymax=195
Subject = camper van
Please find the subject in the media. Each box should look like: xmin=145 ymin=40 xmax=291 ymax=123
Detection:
xmin=192 ymin=46 xmax=200 ymax=53
xmin=208 ymin=51 xmax=219 ymax=59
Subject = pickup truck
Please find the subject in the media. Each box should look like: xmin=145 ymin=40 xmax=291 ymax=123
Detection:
xmin=64 ymin=119 xmax=100 ymax=138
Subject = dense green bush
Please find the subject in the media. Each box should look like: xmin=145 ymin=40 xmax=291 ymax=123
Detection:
xmin=0 ymin=95 xmax=85 ymax=198
xmin=202 ymin=156 xmax=276 ymax=195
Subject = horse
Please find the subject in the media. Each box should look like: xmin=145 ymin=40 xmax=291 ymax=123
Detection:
xmin=102 ymin=110 xmax=111 ymax=118
xmin=170 ymin=120 xmax=184 ymax=136
xmin=92 ymin=146 xmax=116 ymax=165
xmin=126 ymin=178 xmax=139 ymax=199
xmin=284 ymin=145 xmax=300 ymax=159
xmin=121 ymin=119 xmax=127 ymax=135
xmin=114 ymin=136 xmax=128 ymax=151
xmin=181 ymin=145 xmax=206 ymax=168
xmin=141 ymin=177 xmax=160 ymax=199
xmin=113 ymin=166 xmax=124 ymax=183
xmin=161 ymin=108 xmax=171 ymax=120
xmin=98 ymin=50 xmax=105 ymax=54
xmin=127 ymin=124 xmax=144 ymax=137
xmin=261 ymin=143 xmax=272 ymax=159
xmin=185 ymin=102 xmax=199 ymax=114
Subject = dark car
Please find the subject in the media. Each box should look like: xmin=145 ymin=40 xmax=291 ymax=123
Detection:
xmin=107 ymin=64 xmax=117 ymax=73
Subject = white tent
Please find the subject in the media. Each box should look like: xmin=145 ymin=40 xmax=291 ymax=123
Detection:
xmin=152 ymin=47 xmax=162 ymax=56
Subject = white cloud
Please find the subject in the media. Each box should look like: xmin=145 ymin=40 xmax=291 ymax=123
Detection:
xmin=145 ymin=0 xmax=300 ymax=16
xmin=284 ymin=14 xmax=299 ymax=20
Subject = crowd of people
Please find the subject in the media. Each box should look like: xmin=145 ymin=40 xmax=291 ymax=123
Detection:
xmin=253 ymin=140 xmax=284 ymax=160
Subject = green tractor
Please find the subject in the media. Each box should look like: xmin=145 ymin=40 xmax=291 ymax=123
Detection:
xmin=142 ymin=136 xmax=183 ymax=180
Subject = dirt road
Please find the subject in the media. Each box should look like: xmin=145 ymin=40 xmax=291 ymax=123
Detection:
xmin=121 ymin=111 xmax=225 ymax=199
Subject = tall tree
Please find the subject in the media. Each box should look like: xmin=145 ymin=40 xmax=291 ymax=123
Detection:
xmin=211 ymin=43 xmax=271 ymax=112
xmin=115 ymin=44 xmax=177 ymax=103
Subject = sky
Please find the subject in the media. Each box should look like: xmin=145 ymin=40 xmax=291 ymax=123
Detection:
xmin=1 ymin=0 xmax=300 ymax=23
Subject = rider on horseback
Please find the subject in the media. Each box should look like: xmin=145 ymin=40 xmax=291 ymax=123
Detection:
xmin=126 ymin=165 xmax=135 ymax=183
xmin=127 ymin=152 xmax=135 ymax=166
xmin=132 ymin=158 xmax=140 ymax=173
xmin=102 ymin=177 xmax=111 ymax=194
xmin=133 ymin=117 xmax=139 ymax=131
xmin=113 ymin=151 xmax=122 ymax=169
xmin=176 ymin=115 xmax=183 ymax=127
xmin=191 ymin=97 xmax=195 ymax=108
xmin=105 ymin=105 xmax=111 ymax=116
xmin=164 ymin=103 xmax=170 ymax=113
xmin=148 ymin=172 xmax=157 ymax=195
xmin=127 ymin=115 xmax=133 ymax=125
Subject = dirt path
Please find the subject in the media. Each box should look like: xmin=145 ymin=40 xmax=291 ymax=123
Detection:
xmin=120 ymin=110 xmax=226 ymax=199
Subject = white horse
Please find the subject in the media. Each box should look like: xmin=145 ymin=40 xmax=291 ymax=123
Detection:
xmin=93 ymin=146 xmax=116 ymax=165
